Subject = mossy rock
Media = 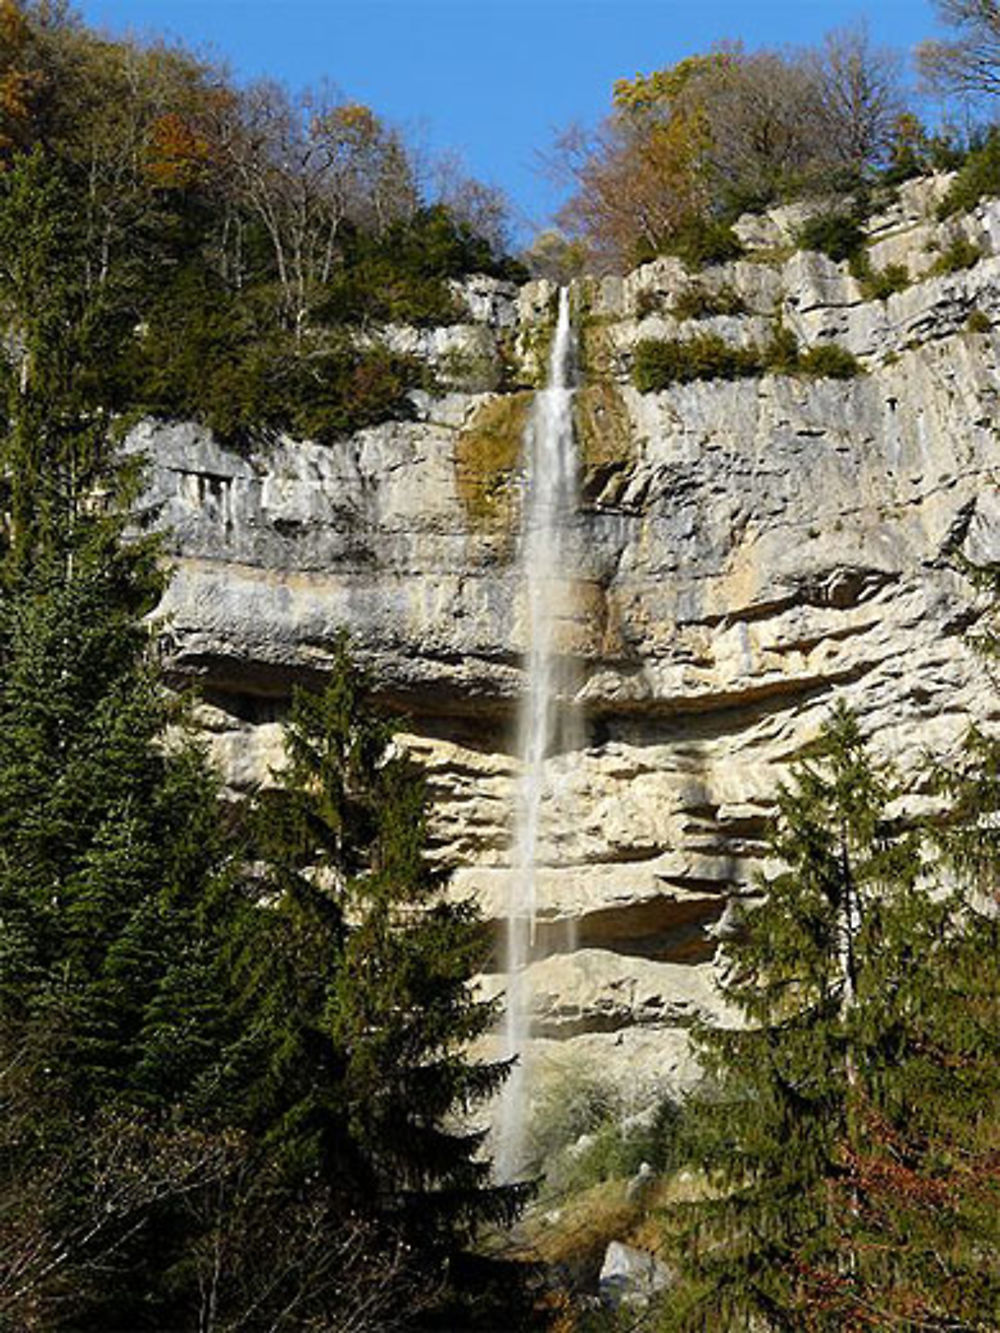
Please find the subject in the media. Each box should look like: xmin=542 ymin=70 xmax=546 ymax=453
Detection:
xmin=578 ymin=319 xmax=616 ymax=382
xmin=455 ymin=391 xmax=532 ymax=527
xmin=573 ymin=381 xmax=633 ymax=472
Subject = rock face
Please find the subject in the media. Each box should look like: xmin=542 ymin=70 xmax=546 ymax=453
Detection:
xmin=139 ymin=175 xmax=1000 ymax=1118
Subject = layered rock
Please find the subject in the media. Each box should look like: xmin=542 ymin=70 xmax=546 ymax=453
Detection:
xmin=138 ymin=176 xmax=1000 ymax=1112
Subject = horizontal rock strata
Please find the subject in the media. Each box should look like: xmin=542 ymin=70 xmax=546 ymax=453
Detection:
xmin=139 ymin=175 xmax=1000 ymax=1115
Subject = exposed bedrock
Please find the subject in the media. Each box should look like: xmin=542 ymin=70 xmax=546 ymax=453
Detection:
xmin=139 ymin=177 xmax=1000 ymax=1107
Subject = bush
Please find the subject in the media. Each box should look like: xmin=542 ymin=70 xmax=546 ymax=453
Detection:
xmin=862 ymin=261 xmax=910 ymax=300
xmin=632 ymin=333 xmax=761 ymax=390
xmin=931 ymin=235 xmax=984 ymax=275
xmin=662 ymin=220 xmax=744 ymax=270
xmin=938 ymin=129 xmax=1000 ymax=220
xmin=633 ymin=326 xmax=861 ymax=391
xmin=797 ymin=212 xmax=866 ymax=263
xmin=672 ymin=283 xmax=746 ymax=320
xmin=967 ymin=308 xmax=992 ymax=333
xmin=761 ymin=323 xmax=801 ymax=374
xmin=797 ymin=342 xmax=863 ymax=378
xmin=526 ymin=1070 xmax=684 ymax=1197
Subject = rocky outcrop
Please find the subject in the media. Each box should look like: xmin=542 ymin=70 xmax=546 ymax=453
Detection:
xmin=138 ymin=175 xmax=1000 ymax=1115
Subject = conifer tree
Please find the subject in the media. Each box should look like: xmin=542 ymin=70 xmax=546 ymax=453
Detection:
xmin=227 ymin=636 xmax=528 ymax=1273
xmin=0 ymin=144 xmax=236 ymax=1329
xmin=661 ymin=705 xmax=924 ymax=1328
xmin=660 ymin=703 xmax=1000 ymax=1330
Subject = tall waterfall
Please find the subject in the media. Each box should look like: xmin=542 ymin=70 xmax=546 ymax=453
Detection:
xmin=496 ymin=286 xmax=578 ymax=1182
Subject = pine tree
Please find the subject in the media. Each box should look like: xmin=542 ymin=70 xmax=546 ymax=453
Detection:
xmin=227 ymin=635 xmax=528 ymax=1284
xmin=658 ymin=702 xmax=1000 ymax=1330
xmin=0 ymin=145 xmax=238 ymax=1329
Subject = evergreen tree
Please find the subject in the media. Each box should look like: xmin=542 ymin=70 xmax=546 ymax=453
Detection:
xmin=0 ymin=145 xmax=237 ymax=1330
xmin=659 ymin=705 xmax=938 ymax=1329
xmin=226 ymin=636 xmax=528 ymax=1280
xmin=657 ymin=702 xmax=1000 ymax=1330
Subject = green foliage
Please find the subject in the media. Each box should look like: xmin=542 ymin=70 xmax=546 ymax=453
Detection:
xmin=321 ymin=206 xmax=527 ymax=328
xmin=0 ymin=13 xmax=523 ymax=457
xmin=228 ymin=635 xmax=529 ymax=1259
xmin=633 ymin=327 xmax=861 ymax=391
xmin=938 ymin=127 xmax=1000 ymax=219
xmin=632 ymin=333 xmax=761 ymax=390
xmin=525 ymin=1069 xmax=683 ymax=1198
xmin=930 ymin=233 xmax=985 ymax=275
xmin=797 ymin=210 xmax=866 ymax=263
xmin=127 ymin=277 xmax=423 ymax=449
xmin=657 ymin=705 xmax=1000 ymax=1330
xmin=660 ymin=219 xmax=744 ymax=270
xmin=659 ymin=707 xmax=918 ymax=1327
xmin=761 ymin=321 xmax=801 ymax=373
xmin=849 ymin=250 xmax=910 ymax=300
xmin=967 ymin=306 xmax=992 ymax=333
xmin=672 ymin=282 xmax=746 ymax=319
xmin=863 ymin=260 xmax=910 ymax=300
xmin=796 ymin=342 xmax=863 ymax=378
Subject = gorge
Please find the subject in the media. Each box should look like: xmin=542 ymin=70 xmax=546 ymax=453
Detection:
xmin=139 ymin=171 xmax=1000 ymax=1130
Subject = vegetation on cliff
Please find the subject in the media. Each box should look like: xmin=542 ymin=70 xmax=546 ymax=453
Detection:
xmin=545 ymin=3 xmax=1000 ymax=275
xmin=2 ymin=0 xmax=1000 ymax=1328
xmin=0 ymin=0 xmax=523 ymax=452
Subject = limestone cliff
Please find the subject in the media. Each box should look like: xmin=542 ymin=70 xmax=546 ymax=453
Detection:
xmin=138 ymin=174 xmax=1000 ymax=1109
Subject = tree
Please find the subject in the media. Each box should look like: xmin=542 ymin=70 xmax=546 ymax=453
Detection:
xmin=660 ymin=707 xmax=916 ymax=1327
xmin=220 ymin=82 xmax=418 ymax=339
xmin=554 ymin=33 xmax=911 ymax=271
xmin=919 ymin=0 xmax=1000 ymax=99
xmin=659 ymin=703 xmax=1000 ymax=1329
xmin=222 ymin=637 xmax=529 ymax=1310
xmin=0 ymin=136 xmax=255 ymax=1331
xmin=813 ymin=24 xmax=905 ymax=169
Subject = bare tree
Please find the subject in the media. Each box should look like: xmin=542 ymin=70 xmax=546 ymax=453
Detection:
xmin=218 ymin=81 xmax=418 ymax=341
xmin=430 ymin=148 xmax=515 ymax=256
xmin=918 ymin=0 xmax=1000 ymax=97
xmin=695 ymin=50 xmax=831 ymax=198
xmin=186 ymin=1170 xmax=437 ymax=1333
xmin=0 ymin=1065 xmax=242 ymax=1331
xmin=809 ymin=23 xmax=906 ymax=167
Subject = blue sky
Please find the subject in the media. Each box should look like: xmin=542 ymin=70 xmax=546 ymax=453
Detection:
xmin=77 ymin=1 xmax=949 ymax=241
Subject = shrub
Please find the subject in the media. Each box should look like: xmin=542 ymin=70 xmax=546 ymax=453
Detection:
xmin=526 ymin=1071 xmax=684 ymax=1197
xmin=967 ymin=308 xmax=992 ymax=333
xmin=797 ymin=342 xmax=863 ymax=378
xmin=632 ymin=333 xmax=761 ymax=390
xmin=662 ymin=220 xmax=744 ymax=270
xmin=761 ymin=323 xmax=801 ymax=374
xmin=672 ymin=283 xmax=747 ymax=320
xmin=938 ymin=129 xmax=1000 ymax=220
xmin=863 ymin=261 xmax=910 ymax=300
xmin=797 ymin=212 xmax=866 ymax=263
xmin=527 ymin=1071 xmax=621 ymax=1170
xmin=931 ymin=235 xmax=984 ymax=276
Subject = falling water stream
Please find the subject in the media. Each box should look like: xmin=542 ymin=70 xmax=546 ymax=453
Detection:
xmin=496 ymin=286 xmax=578 ymax=1182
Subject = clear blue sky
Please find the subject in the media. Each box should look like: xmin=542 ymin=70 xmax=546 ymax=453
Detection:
xmin=77 ymin=0 xmax=948 ymax=242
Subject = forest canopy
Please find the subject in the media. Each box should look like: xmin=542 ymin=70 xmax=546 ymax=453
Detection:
xmin=0 ymin=0 xmax=523 ymax=450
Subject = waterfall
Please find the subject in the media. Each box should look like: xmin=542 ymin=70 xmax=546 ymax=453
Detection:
xmin=496 ymin=286 xmax=578 ymax=1182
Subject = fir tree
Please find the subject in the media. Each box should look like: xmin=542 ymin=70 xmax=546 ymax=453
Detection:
xmin=658 ymin=702 xmax=1000 ymax=1330
xmin=661 ymin=705 xmax=929 ymax=1328
xmin=226 ymin=635 xmax=528 ymax=1293
xmin=0 ymin=144 xmax=237 ymax=1329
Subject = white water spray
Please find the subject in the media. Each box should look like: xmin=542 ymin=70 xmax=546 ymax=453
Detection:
xmin=496 ymin=286 xmax=578 ymax=1182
